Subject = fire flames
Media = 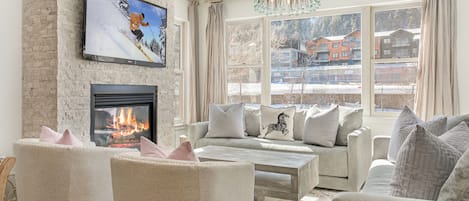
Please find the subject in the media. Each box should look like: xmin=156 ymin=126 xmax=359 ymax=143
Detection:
xmin=111 ymin=107 xmax=149 ymax=138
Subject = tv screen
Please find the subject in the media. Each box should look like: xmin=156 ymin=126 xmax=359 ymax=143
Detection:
xmin=84 ymin=0 xmax=167 ymax=67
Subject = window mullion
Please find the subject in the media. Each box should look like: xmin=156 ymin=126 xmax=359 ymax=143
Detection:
xmin=262 ymin=17 xmax=271 ymax=105
xmin=362 ymin=6 xmax=373 ymax=116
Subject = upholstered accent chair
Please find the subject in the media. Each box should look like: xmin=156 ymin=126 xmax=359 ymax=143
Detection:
xmin=111 ymin=152 xmax=255 ymax=201
xmin=14 ymin=139 xmax=137 ymax=201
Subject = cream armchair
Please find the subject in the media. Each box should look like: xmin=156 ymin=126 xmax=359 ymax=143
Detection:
xmin=111 ymin=152 xmax=255 ymax=201
xmin=14 ymin=138 xmax=137 ymax=201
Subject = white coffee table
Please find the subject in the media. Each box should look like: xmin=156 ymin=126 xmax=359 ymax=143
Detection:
xmin=195 ymin=145 xmax=319 ymax=201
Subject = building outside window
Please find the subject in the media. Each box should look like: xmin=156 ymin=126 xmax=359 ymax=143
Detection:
xmin=270 ymin=13 xmax=361 ymax=108
xmin=225 ymin=4 xmax=421 ymax=114
xmin=373 ymin=7 xmax=421 ymax=112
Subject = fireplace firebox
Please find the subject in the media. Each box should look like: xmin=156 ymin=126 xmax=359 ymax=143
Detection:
xmin=90 ymin=84 xmax=157 ymax=148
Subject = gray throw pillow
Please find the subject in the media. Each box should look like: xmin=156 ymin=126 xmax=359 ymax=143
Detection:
xmin=205 ymin=103 xmax=245 ymax=138
xmin=259 ymin=106 xmax=296 ymax=141
xmin=244 ymin=107 xmax=260 ymax=137
xmin=438 ymin=149 xmax=469 ymax=201
xmin=293 ymin=109 xmax=307 ymax=141
xmin=439 ymin=122 xmax=469 ymax=153
xmin=447 ymin=113 xmax=469 ymax=130
xmin=293 ymin=107 xmax=320 ymax=141
xmin=390 ymin=125 xmax=462 ymax=200
xmin=335 ymin=106 xmax=363 ymax=146
xmin=303 ymin=105 xmax=339 ymax=148
xmin=388 ymin=106 xmax=447 ymax=162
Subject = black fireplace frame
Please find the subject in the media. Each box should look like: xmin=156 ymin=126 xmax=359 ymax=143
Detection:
xmin=90 ymin=84 xmax=157 ymax=146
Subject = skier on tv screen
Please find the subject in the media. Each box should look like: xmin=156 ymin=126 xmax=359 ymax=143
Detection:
xmin=130 ymin=12 xmax=150 ymax=47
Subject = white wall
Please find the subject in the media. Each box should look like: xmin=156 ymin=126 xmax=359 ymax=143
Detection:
xmin=0 ymin=0 xmax=22 ymax=156
xmin=457 ymin=0 xmax=469 ymax=114
xmin=174 ymin=0 xmax=190 ymax=20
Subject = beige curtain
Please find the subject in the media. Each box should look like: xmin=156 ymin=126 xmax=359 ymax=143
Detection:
xmin=415 ymin=0 xmax=459 ymax=120
xmin=188 ymin=0 xmax=202 ymax=123
xmin=201 ymin=3 xmax=227 ymax=121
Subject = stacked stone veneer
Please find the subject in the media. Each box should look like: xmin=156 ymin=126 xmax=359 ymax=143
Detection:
xmin=23 ymin=0 xmax=177 ymax=147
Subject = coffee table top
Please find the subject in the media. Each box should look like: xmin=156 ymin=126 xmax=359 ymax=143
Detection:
xmin=194 ymin=145 xmax=317 ymax=175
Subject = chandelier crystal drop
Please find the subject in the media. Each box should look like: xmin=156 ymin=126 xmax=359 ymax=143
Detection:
xmin=253 ymin=0 xmax=321 ymax=16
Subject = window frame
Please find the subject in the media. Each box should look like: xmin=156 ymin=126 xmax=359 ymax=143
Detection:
xmin=370 ymin=3 xmax=421 ymax=116
xmin=224 ymin=2 xmax=421 ymax=117
xmin=225 ymin=17 xmax=265 ymax=104
xmin=174 ymin=18 xmax=189 ymax=125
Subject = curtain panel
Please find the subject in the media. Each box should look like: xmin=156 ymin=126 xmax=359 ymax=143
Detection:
xmin=202 ymin=3 xmax=227 ymax=121
xmin=415 ymin=0 xmax=459 ymax=120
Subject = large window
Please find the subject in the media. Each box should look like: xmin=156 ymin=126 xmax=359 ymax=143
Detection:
xmin=226 ymin=19 xmax=263 ymax=104
xmin=270 ymin=13 xmax=362 ymax=108
xmin=373 ymin=7 xmax=421 ymax=112
xmin=225 ymin=4 xmax=421 ymax=115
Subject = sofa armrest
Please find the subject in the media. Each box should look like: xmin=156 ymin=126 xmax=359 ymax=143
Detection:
xmin=372 ymin=135 xmax=391 ymax=160
xmin=347 ymin=127 xmax=372 ymax=192
xmin=333 ymin=192 xmax=430 ymax=201
xmin=187 ymin=122 xmax=209 ymax=145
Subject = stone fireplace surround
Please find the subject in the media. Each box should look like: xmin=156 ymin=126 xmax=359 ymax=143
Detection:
xmin=22 ymin=0 xmax=177 ymax=147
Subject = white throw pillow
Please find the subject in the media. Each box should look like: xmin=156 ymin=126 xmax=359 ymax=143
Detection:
xmin=205 ymin=103 xmax=245 ymax=138
xmin=293 ymin=106 xmax=320 ymax=141
xmin=336 ymin=106 xmax=363 ymax=146
xmin=438 ymin=149 xmax=469 ymax=201
xmin=303 ymin=105 xmax=339 ymax=147
xmin=244 ymin=107 xmax=261 ymax=137
xmin=259 ymin=106 xmax=296 ymax=141
xmin=388 ymin=106 xmax=448 ymax=162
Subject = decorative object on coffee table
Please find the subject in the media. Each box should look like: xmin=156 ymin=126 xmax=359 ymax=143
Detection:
xmin=195 ymin=145 xmax=319 ymax=201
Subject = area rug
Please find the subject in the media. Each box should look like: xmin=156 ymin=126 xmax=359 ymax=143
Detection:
xmin=266 ymin=188 xmax=339 ymax=201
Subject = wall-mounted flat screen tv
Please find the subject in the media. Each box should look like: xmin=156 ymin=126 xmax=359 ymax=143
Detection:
xmin=83 ymin=0 xmax=167 ymax=67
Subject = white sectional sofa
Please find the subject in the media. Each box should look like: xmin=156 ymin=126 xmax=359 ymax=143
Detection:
xmin=332 ymin=136 xmax=431 ymax=201
xmin=14 ymin=138 xmax=138 ymax=201
xmin=188 ymin=121 xmax=372 ymax=192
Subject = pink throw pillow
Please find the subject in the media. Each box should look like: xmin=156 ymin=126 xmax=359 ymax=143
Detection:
xmin=167 ymin=141 xmax=200 ymax=162
xmin=39 ymin=126 xmax=62 ymax=143
xmin=55 ymin=129 xmax=83 ymax=146
xmin=140 ymin=137 xmax=199 ymax=162
xmin=140 ymin=136 xmax=170 ymax=158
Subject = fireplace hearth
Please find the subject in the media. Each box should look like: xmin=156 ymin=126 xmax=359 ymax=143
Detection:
xmin=91 ymin=84 xmax=157 ymax=148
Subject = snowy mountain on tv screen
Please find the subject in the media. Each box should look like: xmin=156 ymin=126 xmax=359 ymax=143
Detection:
xmin=84 ymin=0 xmax=167 ymax=65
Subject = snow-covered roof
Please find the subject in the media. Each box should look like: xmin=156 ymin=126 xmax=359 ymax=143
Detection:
xmin=375 ymin=28 xmax=421 ymax=37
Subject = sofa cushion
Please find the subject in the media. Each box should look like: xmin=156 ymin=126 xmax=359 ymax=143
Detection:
xmin=245 ymin=107 xmax=261 ymax=137
xmin=303 ymin=105 xmax=339 ymax=147
xmin=438 ymin=149 xmax=469 ymax=201
xmin=39 ymin=126 xmax=62 ymax=143
xmin=361 ymin=159 xmax=395 ymax=195
xmin=195 ymin=136 xmax=348 ymax=177
xmin=388 ymin=106 xmax=447 ymax=162
xmin=390 ymin=125 xmax=461 ymax=200
xmin=447 ymin=113 xmax=469 ymax=130
xmin=206 ymin=103 xmax=245 ymax=138
xmin=56 ymin=129 xmax=83 ymax=146
xmin=336 ymin=107 xmax=363 ymax=146
xmin=293 ymin=109 xmax=308 ymax=141
xmin=259 ymin=106 xmax=296 ymax=141
xmin=439 ymin=122 xmax=469 ymax=153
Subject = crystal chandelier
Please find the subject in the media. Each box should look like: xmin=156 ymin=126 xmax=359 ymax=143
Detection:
xmin=253 ymin=0 xmax=321 ymax=16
